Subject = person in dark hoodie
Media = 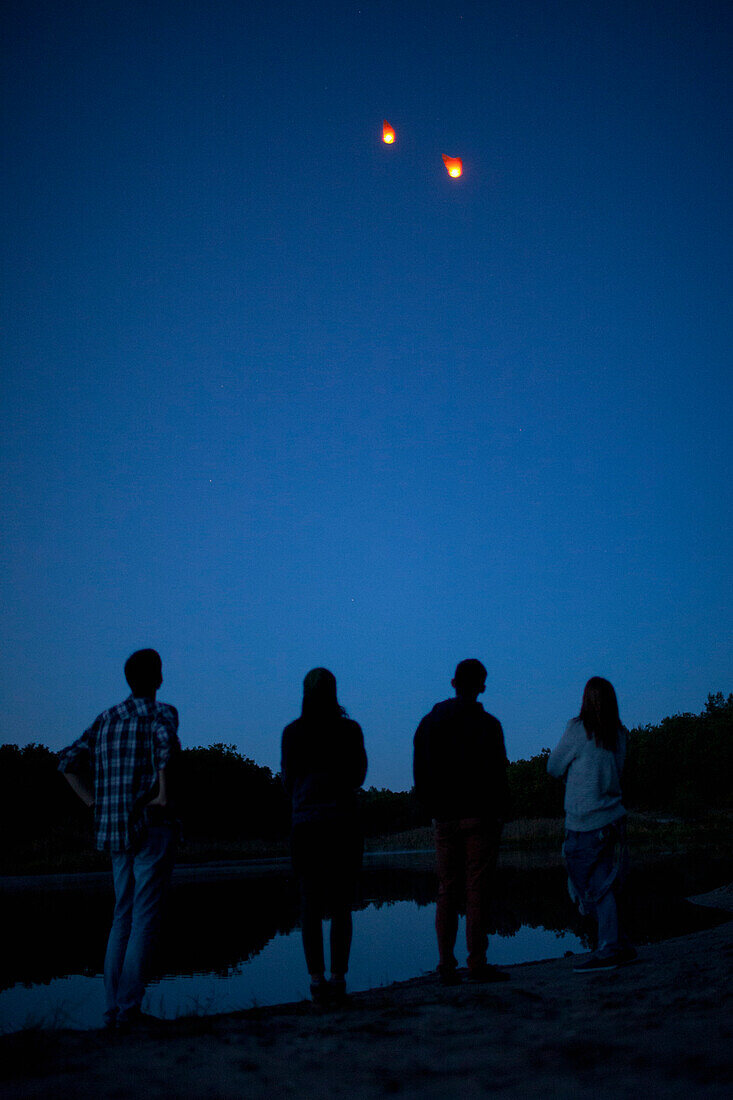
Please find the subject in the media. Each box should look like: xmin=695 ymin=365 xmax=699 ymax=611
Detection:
xmin=413 ymin=659 xmax=510 ymax=985
xmin=281 ymin=668 xmax=367 ymax=1004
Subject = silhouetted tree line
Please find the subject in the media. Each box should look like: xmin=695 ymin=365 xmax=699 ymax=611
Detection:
xmin=357 ymin=786 xmax=423 ymax=834
xmin=1 ymin=693 xmax=730 ymax=868
xmin=507 ymin=748 xmax=563 ymax=818
xmin=0 ymin=741 xmax=89 ymax=837
xmin=176 ymin=746 xmax=425 ymax=839
xmin=175 ymin=743 xmax=288 ymax=840
xmin=623 ymin=691 xmax=733 ymax=816
xmin=0 ymin=741 xmax=290 ymax=852
xmin=0 ymin=741 xmax=422 ymax=854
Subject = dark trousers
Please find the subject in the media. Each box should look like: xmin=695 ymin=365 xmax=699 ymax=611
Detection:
xmin=291 ymin=819 xmax=363 ymax=977
xmin=434 ymin=817 xmax=501 ymax=971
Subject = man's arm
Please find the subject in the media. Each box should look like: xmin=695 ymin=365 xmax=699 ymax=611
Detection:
xmin=152 ymin=704 xmax=179 ymax=767
xmin=412 ymin=716 xmax=436 ymax=816
xmin=146 ymin=768 xmax=170 ymax=807
xmin=493 ymin=719 xmax=511 ymax=821
xmin=147 ymin=705 xmax=179 ymax=809
xmin=58 ymin=721 xmax=97 ymax=808
xmin=62 ymin=771 xmax=94 ymax=808
xmin=498 ymin=721 xmax=509 ymax=768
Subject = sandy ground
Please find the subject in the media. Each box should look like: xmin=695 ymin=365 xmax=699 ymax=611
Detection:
xmin=1 ymin=885 xmax=731 ymax=1100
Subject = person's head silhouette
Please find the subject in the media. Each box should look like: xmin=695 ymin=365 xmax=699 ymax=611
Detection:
xmin=124 ymin=649 xmax=163 ymax=698
xmin=578 ymin=676 xmax=621 ymax=750
xmin=451 ymin=658 xmax=487 ymax=702
xmin=301 ymin=667 xmax=346 ymax=721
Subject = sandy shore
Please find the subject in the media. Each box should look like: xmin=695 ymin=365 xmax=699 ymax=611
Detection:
xmin=1 ymin=886 xmax=731 ymax=1099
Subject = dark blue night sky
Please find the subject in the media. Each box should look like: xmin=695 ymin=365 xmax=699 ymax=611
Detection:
xmin=2 ymin=1 xmax=731 ymax=789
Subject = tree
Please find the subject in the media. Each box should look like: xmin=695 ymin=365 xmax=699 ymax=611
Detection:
xmin=177 ymin=743 xmax=289 ymax=840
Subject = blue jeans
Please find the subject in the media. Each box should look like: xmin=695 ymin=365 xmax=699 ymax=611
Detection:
xmin=564 ymin=819 xmax=627 ymax=957
xmin=104 ymin=825 xmax=175 ymax=1024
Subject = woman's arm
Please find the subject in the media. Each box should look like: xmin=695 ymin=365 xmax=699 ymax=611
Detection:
xmin=547 ymin=721 xmax=579 ymax=779
xmin=616 ymin=727 xmax=628 ymax=779
xmin=351 ymin=723 xmax=367 ymax=788
xmin=280 ymin=725 xmax=296 ymax=796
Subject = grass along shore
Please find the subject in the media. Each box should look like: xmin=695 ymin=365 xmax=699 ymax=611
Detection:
xmin=2 ymin=812 xmax=732 ymax=878
xmin=366 ymin=811 xmax=733 ymax=854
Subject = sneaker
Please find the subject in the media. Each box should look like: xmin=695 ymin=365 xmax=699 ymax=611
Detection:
xmin=328 ymin=977 xmax=347 ymax=1004
xmin=615 ymin=946 xmax=638 ymax=966
xmin=467 ymin=963 xmax=510 ymax=983
xmin=310 ymin=979 xmax=330 ymax=1006
xmin=572 ymin=954 xmax=619 ymax=973
xmin=117 ymin=1008 xmax=166 ymax=1033
xmin=438 ymin=965 xmax=462 ymax=986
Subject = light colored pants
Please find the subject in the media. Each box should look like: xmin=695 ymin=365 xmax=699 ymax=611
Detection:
xmin=104 ymin=825 xmax=175 ymax=1024
xmin=564 ymin=819 xmax=627 ymax=956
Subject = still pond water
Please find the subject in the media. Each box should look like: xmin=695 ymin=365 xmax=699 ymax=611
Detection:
xmin=1 ymin=851 xmax=729 ymax=1033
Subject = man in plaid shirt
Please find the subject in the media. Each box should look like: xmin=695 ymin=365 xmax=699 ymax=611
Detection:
xmin=59 ymin=648 xmax=180 ymax=1029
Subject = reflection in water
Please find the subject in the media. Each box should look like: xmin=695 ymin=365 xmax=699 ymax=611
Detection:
xmin=0 ymin=900 xmax=582 ymax=1032
xmin=1 ymin=853 xmax=730 ymax=1033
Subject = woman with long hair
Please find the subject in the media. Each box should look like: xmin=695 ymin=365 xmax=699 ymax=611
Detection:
xmin=548 ymin=677 xmax=635 ymax=972
xmin=281 ymin=668 xmax=367 ymax=1004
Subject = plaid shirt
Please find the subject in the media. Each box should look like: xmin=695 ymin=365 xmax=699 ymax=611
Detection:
xmin=58 ymin=695 xmax=180 ymax=853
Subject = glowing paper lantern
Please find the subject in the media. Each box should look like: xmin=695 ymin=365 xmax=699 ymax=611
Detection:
xmin=382 ymin=120 xmax=396 ymax=144
xmin=442 ymin=154 xmax=463 ymax=178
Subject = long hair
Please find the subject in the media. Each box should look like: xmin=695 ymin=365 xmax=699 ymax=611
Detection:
xmin=300 ymin=667 xmax=347 ymax=724
xmin=578 ymin=677 xmax=621 ymax=751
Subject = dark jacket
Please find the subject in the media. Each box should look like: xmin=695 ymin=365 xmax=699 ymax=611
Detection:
xmin=413 ymin=697 xmax=509 ymax=822
xmin=281 ymin=716 xmax=367 ymax=826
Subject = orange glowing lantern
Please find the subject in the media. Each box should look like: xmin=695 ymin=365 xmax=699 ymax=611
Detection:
xmin=442 ymin=154 xmax=463 ymax=178
xmin=382 ymin=120 xmax=396 ymax=144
